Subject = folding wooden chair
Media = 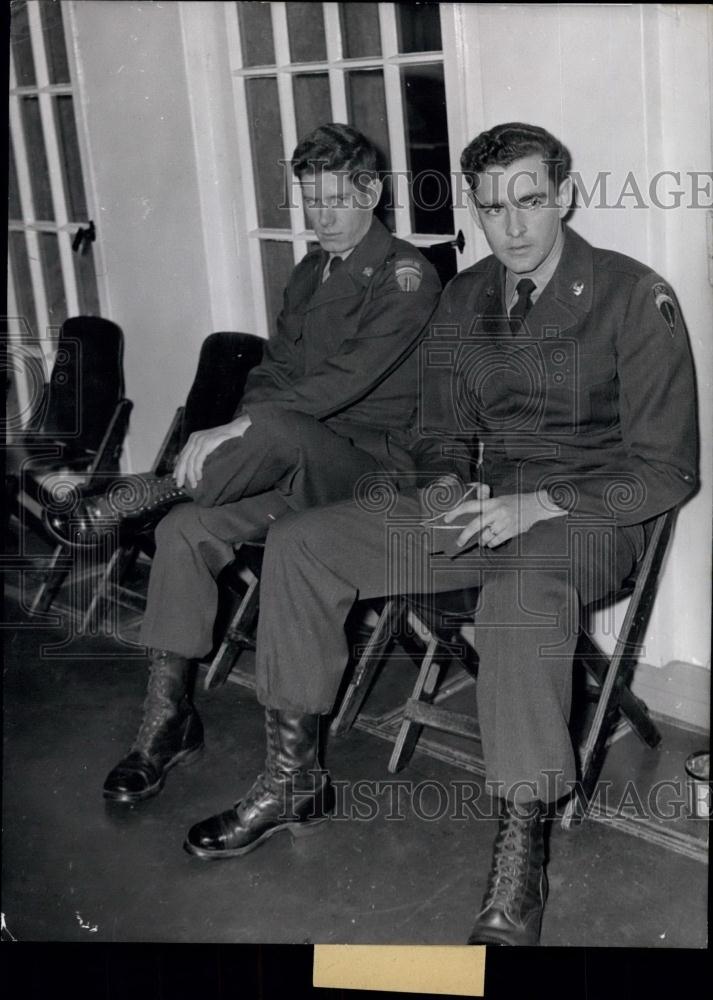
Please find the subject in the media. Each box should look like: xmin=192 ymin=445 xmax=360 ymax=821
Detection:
xmin=203 ymin=551 xmax=384 ymax=693
xmin=5 ymin=317 xmax=133 ymax=615
xmin=28 ymin=399 xmax=134 ymax=615
xmin=332 ymin=510 xmax=675 ymax=829
xmin=560 ymin=509 xmax=674 ymax=827
xmin=204 ymin=541 xmax=264 ymax=690
xmin=80 ymin=332 xmax=263 ymax=629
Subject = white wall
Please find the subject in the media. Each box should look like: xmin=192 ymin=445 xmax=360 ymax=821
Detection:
xmin=69 ymin=0 xmax=241 ymax=472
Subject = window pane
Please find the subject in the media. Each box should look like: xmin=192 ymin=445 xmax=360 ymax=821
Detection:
xmin=340 ymin=3 xmax=381 ymax=58
xmin=55 ymin=95 xmax=87 ymax=219
xmin=345 ymin=69 xmax=393 ymax=229
xmin=294 ymin=74 xmax=332 ymax=228
xmin=346 ymin=71 xmax=391 ymax=169
xmin=396 ymin=2 xmax=442 ymax=53
xmin=10 ymin=0 xmax=36 ymax=87
xmin=245 ymin=77 xmax=290 ymax=229
xmin=9 ymin=135 xmax=23 ymax=220
xmin=293 ymin=74 xmax=332 ymax=144
xmin=20 ymin=96 xmax=54 ymax=220
xmin=74 ymin=242 xmax=101 ymax=316
xmin=38 ymin=231 xmax=67 ymax=328
xmin=402 ymin=64 xmax=453 ymax=233
xmin=286 ymin=3 xmax=327 ymax=63
xmin=260 ymin=240 xmax=295 ymax=335
xmin=238 ymin=2 xmax=275 ymax=67
xmin=420 ymin=243 xmax=458 ymax=287
xmin=39 ymin=0 xmax=70 ymax=84
xmin=9 ymin=231 xmax=38 ymax=340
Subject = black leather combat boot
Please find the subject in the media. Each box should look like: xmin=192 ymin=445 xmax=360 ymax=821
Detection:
xmin=44 ymin=472 xmax=191 ymax=547
xmin=103 ymin=649 xmax=204 ymax=803
xmin=467 ymin=799 xmax=547 ymax=946
xmin=183 ymin=708 xmax=333 ymax=859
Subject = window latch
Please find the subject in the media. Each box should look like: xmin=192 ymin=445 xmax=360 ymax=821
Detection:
xmin=428 ymin=229 xmax=465 ymax=254
xmin=445 ymin=229 xmax=466 ymax=254
xmin=72 ymin=220 xmax=96 ymax=255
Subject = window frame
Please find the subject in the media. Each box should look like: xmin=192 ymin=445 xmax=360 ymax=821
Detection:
xmin=225 ymin=1 xmax=476 ymax=337
xmin=7 ymin=1 xmax=104 ymax=374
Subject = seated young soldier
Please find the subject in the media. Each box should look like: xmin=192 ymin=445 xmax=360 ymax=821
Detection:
xmin=181 ymin=123 xmax=698 ymax=947
xmin=57 ymin=123 xmax=440 ymax=805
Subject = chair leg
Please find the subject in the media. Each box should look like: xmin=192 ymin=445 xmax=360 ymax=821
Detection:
xmin=578 ymin=633 xmax=661 ymax=749
xmin=388 ymin=634 xmax=443 ymax=773
xmin=82 ymin=542 xmax=139 ymax=632
xmin=563 ymin=646 xmax=657 ymax=830
xmin=330 ymin=598 xmax=407 ymax=736
xmin=30 ymin=545 xmax=72 ymax=615
xmin=204 ymin=572 xmax=260 ymax=691
xmin=617 ymin=687 xmax=661 ymax=749
xmin=562 ymin=515 xmax=674 ymax=830
xmin=562 ymin=656 xmax=632 ymax=830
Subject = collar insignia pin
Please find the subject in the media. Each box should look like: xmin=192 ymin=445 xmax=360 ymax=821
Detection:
xmin=362 ymin=266 xmax=374 ymax=278
xmin=571 ymin=281 xmax=584 ymax=296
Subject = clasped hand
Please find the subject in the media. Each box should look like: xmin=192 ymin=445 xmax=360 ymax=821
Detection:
xmin=174 ymin=413 xmax=252 ymax=489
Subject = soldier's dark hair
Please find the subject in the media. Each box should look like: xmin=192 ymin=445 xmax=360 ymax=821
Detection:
xmin=461 ymin=122 xmax=572 ymax=192
xmin=292 ymin=123 xmax=381 ymax=182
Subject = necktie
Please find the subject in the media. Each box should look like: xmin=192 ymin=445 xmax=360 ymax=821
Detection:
xmin=508 ymin=278 xmax=536 ymax=333
xmin=327 ymin=255 xmax=343 ymax=280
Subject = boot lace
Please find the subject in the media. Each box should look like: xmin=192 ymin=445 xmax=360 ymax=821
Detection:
xmin=91 ymin=474 xmax=184 ymax=520
xmin=132 ymin=672 xmax=180 ymax=753
xmin=238 ymin=766 xmax=320 ymax=812
xmin=143 ymin=474 xmax=185 ymax=508
xmin=239 ymin=771 xmax=277 ymax=809
xmin=482 ymin=819 xmax=530 ymax=909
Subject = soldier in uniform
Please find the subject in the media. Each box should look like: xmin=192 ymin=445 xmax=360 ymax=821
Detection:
xmin=74 ymin=123 xmax=441 ymax=806
xmin=182 ymin=123 xmax=698 ymax=946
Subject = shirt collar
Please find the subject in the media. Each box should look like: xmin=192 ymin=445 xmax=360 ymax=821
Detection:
xmin=319 ymin=216 xmax=393 ymax=287
xmin=505 ymin=223 xmax=566 ymax=309
xmin=321 ymin=244 xmax=355 ymax=282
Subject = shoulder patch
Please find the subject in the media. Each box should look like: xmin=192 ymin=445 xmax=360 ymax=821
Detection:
xmin=652 ymin=282 xmax=677 ymax=335
xmin=394 ymin=258 xmax=423 ymax=292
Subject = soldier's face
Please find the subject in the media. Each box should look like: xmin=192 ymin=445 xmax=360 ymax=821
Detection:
xmin=470 ymin=154 xmax=572 ymax=273
xmin=301 ymin=170 xmax=382 ymax=254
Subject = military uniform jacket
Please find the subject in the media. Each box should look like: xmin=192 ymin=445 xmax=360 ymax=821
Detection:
xmin=415 ymin=227 xmax=698 ymax=526
xmin=239 ymin=217 xmax=441 ymax=472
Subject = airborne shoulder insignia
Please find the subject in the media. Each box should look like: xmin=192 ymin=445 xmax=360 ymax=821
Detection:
xmin=394 ymin=258 xmax=423 ymax=292
xmin=652 ymin=282 xmax=677 ymax=335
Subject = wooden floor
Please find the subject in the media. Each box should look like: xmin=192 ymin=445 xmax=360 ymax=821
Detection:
xmin=2 ymin=528 xmax=708 ymax=948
